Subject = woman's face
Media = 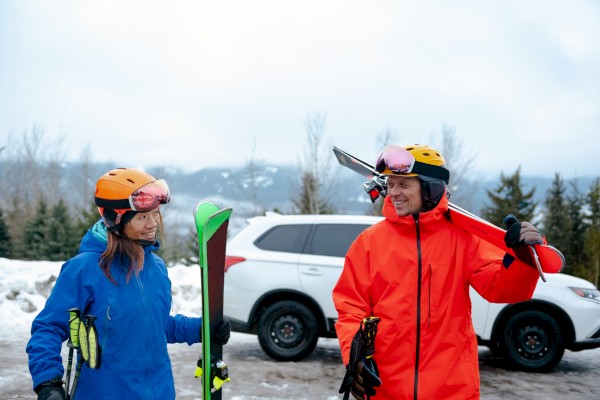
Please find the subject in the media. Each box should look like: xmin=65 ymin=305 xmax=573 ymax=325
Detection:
xmin=123 ymin=208 xmax=161 ymax=241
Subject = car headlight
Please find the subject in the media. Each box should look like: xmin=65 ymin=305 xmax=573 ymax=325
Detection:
xmin=569 ymin=287 xmax=600 ymax=303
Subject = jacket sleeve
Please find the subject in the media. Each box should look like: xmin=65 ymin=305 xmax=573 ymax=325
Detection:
xmin=166 ymin=314 xmax=202 ymax=345
xmin=26 ymin=258 xmax=92 ymax=391
xmin=467 ymin=236 xmax=540 ymax=304
xmin=332 ymin=234 xmax=373 ymax=366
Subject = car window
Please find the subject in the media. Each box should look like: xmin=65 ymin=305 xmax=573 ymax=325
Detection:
xmin=306 ymin=224 xmax=370 ymax=257
xmin=254 ymin=224 xmax=312 ymax=253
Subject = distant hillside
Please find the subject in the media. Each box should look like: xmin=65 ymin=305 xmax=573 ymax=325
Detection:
xmin=1 ymin=160 xmax=596 ymax=231
xmin=154 ymin=164 xmax=598 ymax=238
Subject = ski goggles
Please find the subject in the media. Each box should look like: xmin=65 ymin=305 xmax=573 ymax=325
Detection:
xmin=128 ymin=179 xmax=171 ymax=212
xmin=95 ymin=179 xmax=171 ymax=214
xmin=375 ymin=145 xmax=416 ymax=175
xmin=375 ymin=145 xmax=450 ymax=184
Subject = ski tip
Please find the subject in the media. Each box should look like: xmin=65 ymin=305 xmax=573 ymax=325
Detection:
xmin=193 ymin=200 xmax=219 ymax=216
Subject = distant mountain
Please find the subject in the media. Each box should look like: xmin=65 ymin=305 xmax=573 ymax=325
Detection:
xmin=163 ymin=164 xmax=597 ymax=219
xmin=2 ymin=160 xmax=596 ymax=231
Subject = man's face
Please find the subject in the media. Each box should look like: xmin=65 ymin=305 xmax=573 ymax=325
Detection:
xmin=386 ymin=175 xmax=423 ymax=216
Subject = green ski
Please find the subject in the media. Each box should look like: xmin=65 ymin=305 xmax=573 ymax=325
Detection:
xmin=193 ymin=200 xmax=233 ymax=399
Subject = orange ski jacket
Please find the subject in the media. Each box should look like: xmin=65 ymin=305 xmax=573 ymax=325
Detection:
xmin=333 ymin=195 xmax=540 ymax=400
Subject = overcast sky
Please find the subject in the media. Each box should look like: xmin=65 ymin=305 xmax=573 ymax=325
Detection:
xmin=1 ymin=1 xmax=599 ymax=179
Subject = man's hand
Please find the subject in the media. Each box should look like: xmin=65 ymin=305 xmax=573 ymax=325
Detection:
xmin=348 ymin=358 xmax=381 ymax=400
xmin=505 ymin=221 xmax=543 ymax=248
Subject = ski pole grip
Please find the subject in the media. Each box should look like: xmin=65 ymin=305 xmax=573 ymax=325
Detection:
xmin=503 ymin=214 xmax=518 ymax=230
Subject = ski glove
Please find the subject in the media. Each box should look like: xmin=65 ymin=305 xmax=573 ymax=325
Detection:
xmin=35 ymin=377 xmax=66 ymax=400
xmin=348 ymin=358 xmax=381 ymax=400
xmin=505 ymin=221 xmax=543 ymax=248
xmin=214 ymin=318 xmax=231 ymax=345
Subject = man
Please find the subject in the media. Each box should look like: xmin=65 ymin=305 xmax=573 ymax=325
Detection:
xmin=333 ymin=144 xmax=545 ymax=400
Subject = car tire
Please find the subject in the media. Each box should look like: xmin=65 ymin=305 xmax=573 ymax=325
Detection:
xmin=500 ymin=310 xmax=565 ymax=372
xmin=257 ymin=300 xmax=319 ymax=361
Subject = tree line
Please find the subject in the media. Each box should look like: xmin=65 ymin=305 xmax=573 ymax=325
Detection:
xmin=1 ymin=125 xmax=599 ymax=287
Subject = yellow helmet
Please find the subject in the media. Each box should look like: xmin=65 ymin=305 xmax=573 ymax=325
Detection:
xmin=376 ymin=144 xmax=450 ymax=184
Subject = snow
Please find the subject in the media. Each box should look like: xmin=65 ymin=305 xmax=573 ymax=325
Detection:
xmin=0 ymin=257 xmax=206 ymax=332
xmin=4 ymin=258 xmax=600 ymax=399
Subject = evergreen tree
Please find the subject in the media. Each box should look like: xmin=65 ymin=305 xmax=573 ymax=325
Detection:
xmin=481 ymin=166 xmax=537 ymax=228
xmin=47 ymin=199 xmax=79 ymax=261
xmin=583 ymin=178 xmax=600 ymax=286
xmin=565 ymin=180 xmax=588 ymax=278
xmin=76 ymin=203 xmax=101 ymax=239
xmin=542 ymin=173 xmax=573 ymax=274
xmin=0 ymin=208 xmax=12 ymax=258
xmin=23 ymin=199 xmax=51 ymax=260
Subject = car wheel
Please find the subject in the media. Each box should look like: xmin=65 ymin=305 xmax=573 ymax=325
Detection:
xmin=257 ymin=300 xmax=319 ymax=361
xmin=500 ymin=310 xmax=565 ymax=372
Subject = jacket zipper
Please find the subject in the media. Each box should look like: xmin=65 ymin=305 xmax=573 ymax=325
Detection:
xmin=413 ymin=214 xmax=422 ymax=400
xmin=135 ymin=262 xmax=153 ymax=400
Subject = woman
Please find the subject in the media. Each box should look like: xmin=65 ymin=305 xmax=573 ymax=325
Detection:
xmin=27 ymin=168 xmax=230 ymax=400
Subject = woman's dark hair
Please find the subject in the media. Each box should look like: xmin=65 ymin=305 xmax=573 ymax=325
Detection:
xmin=99 ymin=211 xmax=164 ymax=285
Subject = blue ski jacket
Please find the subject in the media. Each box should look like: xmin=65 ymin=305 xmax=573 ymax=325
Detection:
xmin=27 ymin=221 xmax=201 ymax=399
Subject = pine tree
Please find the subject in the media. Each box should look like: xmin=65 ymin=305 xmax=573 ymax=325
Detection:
xmin=583 ymin=178 xmax=600 ymax=287
xmin=47 ymin=199 xmax=79 ymax=261
xmin=565 ymin=180 xmax=588 ymax=278
xmin=542 ymin=173 xmax=573 ymax=274
xmin=481 ymin=166 xmax=537 ymax=228
xmin=0 ymin=208 xmax=12 ymax=258
xmin=76 ymin=203 xmax=101 ymax=239
xmin=23 ymin=199 xmax=51 ymax=260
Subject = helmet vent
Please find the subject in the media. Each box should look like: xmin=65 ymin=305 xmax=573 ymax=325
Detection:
xmin=127 ymin=179 xmax=135 ymax=183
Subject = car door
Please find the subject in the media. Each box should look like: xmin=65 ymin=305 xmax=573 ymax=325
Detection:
xmin=298 ymin=223 xmax=371 ymax=319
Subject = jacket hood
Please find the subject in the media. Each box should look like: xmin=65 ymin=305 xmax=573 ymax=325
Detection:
xmin=382 ymin=192 xmax=449 ymax=225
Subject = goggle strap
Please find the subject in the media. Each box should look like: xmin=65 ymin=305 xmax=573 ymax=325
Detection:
xmin=411 ymin=161 xmax=450 ymax=184
xmin=95 ymin=197 xmax=131 ymax=211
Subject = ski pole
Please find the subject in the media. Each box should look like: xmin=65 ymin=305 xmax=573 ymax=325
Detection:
xmin=70 ymin=314 xmax=91 ymax=399
xmin=65 ymin=308 xmax=81 ymax=399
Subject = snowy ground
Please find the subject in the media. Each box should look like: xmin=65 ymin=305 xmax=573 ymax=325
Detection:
xmin=2 ymin=258 xmax=600 ymax=399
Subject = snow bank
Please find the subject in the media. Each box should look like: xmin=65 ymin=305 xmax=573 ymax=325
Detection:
xmin=0 ymin=257 xmax=203 ymax=340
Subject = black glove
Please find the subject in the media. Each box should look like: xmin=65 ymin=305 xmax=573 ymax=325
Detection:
xmin=214 ymin=318 xmax=231 ymax=345
xmin=348 ymin=358 xmax=381 ymax=400
xmin=505 ymin=221 xmax=543 ymax=248
xmin=35 ymin=377 xmax=66 ymax=400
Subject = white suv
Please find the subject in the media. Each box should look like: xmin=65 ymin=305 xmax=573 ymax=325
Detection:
xmin=223 ymin=213 xmax=600 ymax=372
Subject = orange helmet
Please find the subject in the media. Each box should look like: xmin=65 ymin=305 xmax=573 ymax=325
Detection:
xmin=95 ymin=168 xmax=170 ymax=231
